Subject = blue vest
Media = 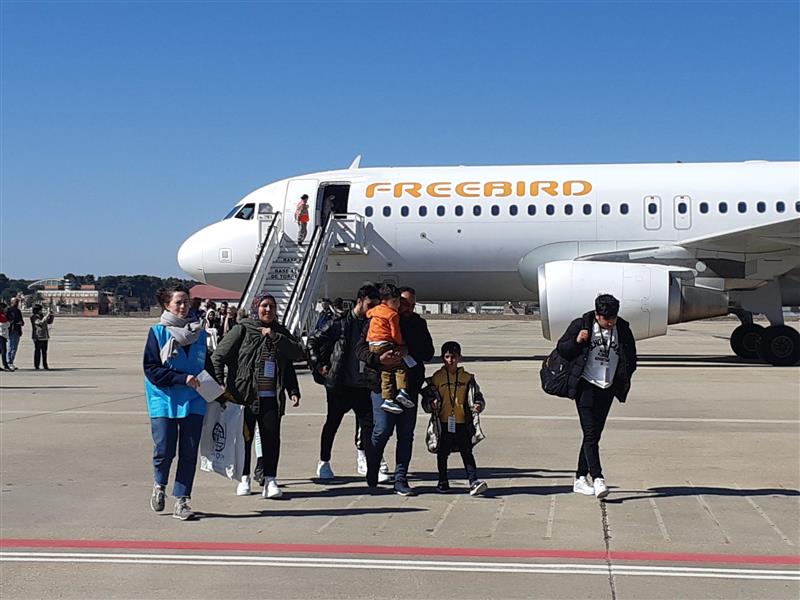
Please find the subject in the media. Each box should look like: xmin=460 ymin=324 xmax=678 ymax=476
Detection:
xmin=144 ymin=324 xmax=208 ymax=419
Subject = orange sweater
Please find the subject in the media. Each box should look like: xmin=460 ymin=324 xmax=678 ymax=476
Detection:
xmin=366 ymin=304 xmax=404 ymax=345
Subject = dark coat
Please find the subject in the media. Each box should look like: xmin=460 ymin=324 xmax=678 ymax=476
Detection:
xmin=556 ymin=311 xmax=638 ymax=402
xmin=6 ymin=306 xmax=23 ymax=336
xmin=211 ymin=318 xmax=304 ymax=415
xmin=306 ymin=310 xmax=366 ymax=389
xmin=355 ymin=312 xmax=435 ymax=397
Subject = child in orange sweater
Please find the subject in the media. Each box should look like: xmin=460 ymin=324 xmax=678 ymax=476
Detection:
xmin=366 ymin=284 xmax=415 ymax=414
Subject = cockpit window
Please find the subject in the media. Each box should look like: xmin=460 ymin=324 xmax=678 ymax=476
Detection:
xmin=234 ymin=203 xmax=255 ymax=220
xmin=223 ymin=206 xmax=240 ymax=219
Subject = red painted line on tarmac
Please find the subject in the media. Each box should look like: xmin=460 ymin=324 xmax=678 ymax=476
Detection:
xmin=2 ymin=538 xmax=799 ymax=566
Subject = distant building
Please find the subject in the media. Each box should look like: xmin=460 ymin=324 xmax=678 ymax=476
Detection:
xmin=30 ymin=279 xmax=109 ymax=316
xmin=189 ymin=284 xmax=240 ymax=304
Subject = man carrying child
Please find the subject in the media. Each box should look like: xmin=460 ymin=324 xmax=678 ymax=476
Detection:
xmin=365 ymin=284 xmax=415 ymax=414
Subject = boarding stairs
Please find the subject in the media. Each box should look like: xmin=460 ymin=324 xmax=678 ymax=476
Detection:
xmin=239 ymin=211 xmax=368 ymax=338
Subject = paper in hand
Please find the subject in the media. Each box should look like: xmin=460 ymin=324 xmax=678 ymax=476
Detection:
xmin=403 ymin=355 xmax=417 ymax=368
xmin=196 ymin=370 xmax=225 ymax=403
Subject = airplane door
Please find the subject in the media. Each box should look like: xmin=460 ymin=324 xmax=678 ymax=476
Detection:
xmin=644 ymin=195 xmax=662 ymax=230
xmin=284 ymin=179 xmax=319 ymax=241
xmin=673 ymin=195 xmax=691 ymax=230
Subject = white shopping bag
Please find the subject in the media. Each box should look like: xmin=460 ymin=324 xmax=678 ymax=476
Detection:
xmin=199 ymin=403 xmax=245 ymax=480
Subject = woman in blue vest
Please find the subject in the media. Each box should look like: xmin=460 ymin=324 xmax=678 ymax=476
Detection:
xmin=143 ymin=285 xmax=220 ymax=520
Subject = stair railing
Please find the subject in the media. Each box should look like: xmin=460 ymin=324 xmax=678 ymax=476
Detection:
xmin=283 ymin=214 xmax=337 ymax=336
xmin=239 ymin=212 xmax=283 ymax=314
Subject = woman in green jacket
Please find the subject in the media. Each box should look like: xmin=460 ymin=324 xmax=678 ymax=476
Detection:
xmin=211 ymin=294 xmax=304 ymax=499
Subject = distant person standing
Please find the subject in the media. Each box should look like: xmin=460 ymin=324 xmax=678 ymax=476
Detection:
xmin=0 ymin=302 xmax=10 ymax=370
xmin=5 ymin=297 xmax=24 ymax=371
xmin=295 ymin=194 xmax=310 ymax=244
xmin=220 ymin=306 xmax=238 ymax=338
xmin=30 ymin=304 xmax=54 ymax=370
xmin=556 ymin=294 xmax=638 ymax=500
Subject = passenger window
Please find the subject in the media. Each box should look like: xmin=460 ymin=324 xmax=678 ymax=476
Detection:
xmin=419 ymin=206 xmax=427 ymax=217
xmin=620 ymin=203 xmax=629 ymax=215
xmin=400 ymin=206 xmax=409 ymax=217
xmin=365 ymin=206 xmax=374 ymax=217
xmin=455 ymin=205 xmax=463 ymax=217
xmin=737 ymin=202 xmax=747 ymax=214
xmin=678 ymin=202 xmax=687 ymax=214
xmin=795 ymin=201 xmax=800 ymax=213
xmin=437 ymin=206 xmax=445 ymax=217
xmin=718 ymin=202 xmax=728 ymax=214
xmin=383 ymin=206 xmax=391 ymax=217
xmin=648 ymin=203 xmax=658 ymax=215
xmin=491 ymin=205 xmax=500 ymax=216
xmin=546 ymin=204 xmax=555 ymax=216
xmin=699 ymin=202 xmax=709 ymax=214
xmin=776 ymin=201 xmax=786 ymax=213
xmin=528 ymin=204 xmax=536 ymax=216
xmin=473 ymin=205 xmax=482 ymax=216
xmin=583 ymin=204 xmax=592 ymax=215
xmin=601 ymin=204 xmax=610 ymax=215
xmin=235 ymin=203 xmax=255 ymax=220
xmin=757 ymin=201 xmax=766 ymax=213
xmin=509 ymin=205 xmax=518 ymax=216
xmin=564 ymin=204 xmax=573 ymax=215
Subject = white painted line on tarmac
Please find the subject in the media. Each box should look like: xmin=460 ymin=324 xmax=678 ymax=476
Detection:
xmin=1 ymin=552 xmax=798 ymax=581
xmin=1 ymin=410 xmax=797 ymax=425
xmin=736 ymin=482 xmax=796 ymax=547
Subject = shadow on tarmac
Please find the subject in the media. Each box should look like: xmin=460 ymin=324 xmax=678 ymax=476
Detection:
xmin=193 ymin=507 xmax=426 ymax=520
xmin=0 ymin=385 xmax=98 ymax=390
xmin=455 ymin=354 xmax=773 ymax=367
xmin=603 ymin=486 xmax=800 ymax=504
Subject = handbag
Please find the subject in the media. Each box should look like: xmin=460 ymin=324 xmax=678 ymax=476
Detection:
xmin=539 ymin=348 xmax=572 ymax=398
xmin=199 ymin=403 xmax=246 ymax=480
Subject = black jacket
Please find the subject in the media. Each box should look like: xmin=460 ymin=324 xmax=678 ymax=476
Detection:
xmin=355 ymin=312 xmax=435 ymax=396
xmin=211 ymin=318 xmax=304 ymax=415
xmin=306 ymin=310 xmax=366 ymax=389
xmin=6 ymin=306 xmax=23 ymax=336
xmin=556 ymin=311 xmax=637 ymax=402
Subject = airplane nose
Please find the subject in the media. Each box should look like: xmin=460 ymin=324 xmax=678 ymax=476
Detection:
xmin=177 ymin=232 xmax=206 ymax=283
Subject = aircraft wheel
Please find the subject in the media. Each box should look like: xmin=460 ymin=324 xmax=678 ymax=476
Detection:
xmin=729 ymin=323 xmax=764 ymax=359
xmin=757 ymin=325 xmax=800 ymax=366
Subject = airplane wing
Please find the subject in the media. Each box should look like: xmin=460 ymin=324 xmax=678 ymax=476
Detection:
xmin=574 ymin=217 xmax=800 ymax=282
xmin=675 ymin=217 xmax=800 ymax=254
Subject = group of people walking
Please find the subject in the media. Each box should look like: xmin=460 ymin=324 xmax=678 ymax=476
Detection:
xmin=0 ymin=298 xmax=54 ymax=371
xmin=142 ymin=284 xmax=637 ymax=520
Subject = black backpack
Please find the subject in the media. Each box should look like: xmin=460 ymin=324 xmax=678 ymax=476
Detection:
xmin=539 ymin=348 xmax=572 ymax=398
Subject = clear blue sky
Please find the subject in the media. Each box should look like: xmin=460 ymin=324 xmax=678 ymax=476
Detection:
xmin=2 ymin=1 xmax=797 ymax=280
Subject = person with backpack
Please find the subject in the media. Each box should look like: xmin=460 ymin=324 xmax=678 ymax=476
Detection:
xmin=555 ymin=294 xmax=637 ymax=499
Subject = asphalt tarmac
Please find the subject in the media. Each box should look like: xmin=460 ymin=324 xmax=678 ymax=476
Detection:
xmin=1 ymin=317 xmax=798 ymax=599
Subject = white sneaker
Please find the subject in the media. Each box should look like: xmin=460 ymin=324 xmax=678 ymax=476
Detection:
xmin=316 ymin=461 xmax=335 ymax=480
xmin=593 ymin=477 xmax=609 ymax=499
xmin=264 ymin=477 xmax=283 ymax=499
xmin=356 ymin=450 xmax=367 ymax=475
xmin=573 ymin=476 xmax=595 ymax=496
xmin=378 ymin=459 xmax=391 ymax=483
xmin=236 ymin=476 xmax=251 ymax=496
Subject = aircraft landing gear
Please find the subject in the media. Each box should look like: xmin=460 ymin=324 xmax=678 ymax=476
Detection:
xmin=729 ymin=323 xmax=765 ymax=360
xmin=757 ymin=325 xmax=800 ymax=366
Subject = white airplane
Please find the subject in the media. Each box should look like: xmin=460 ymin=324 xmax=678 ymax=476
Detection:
xmin=178 ymin=158 xmax=800 ymax=365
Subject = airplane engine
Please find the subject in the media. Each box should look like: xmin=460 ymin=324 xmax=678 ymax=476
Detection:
xmin=537 ymin=261 xmax=729 ymax=341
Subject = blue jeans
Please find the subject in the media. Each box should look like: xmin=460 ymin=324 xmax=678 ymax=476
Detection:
xmin=150 ymin=414 xmax=204 ymax=498
xmin=367 ymin=391 xmax=417 ymax=485
xmin=7 ymin=332 xmax=21 ymax=365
